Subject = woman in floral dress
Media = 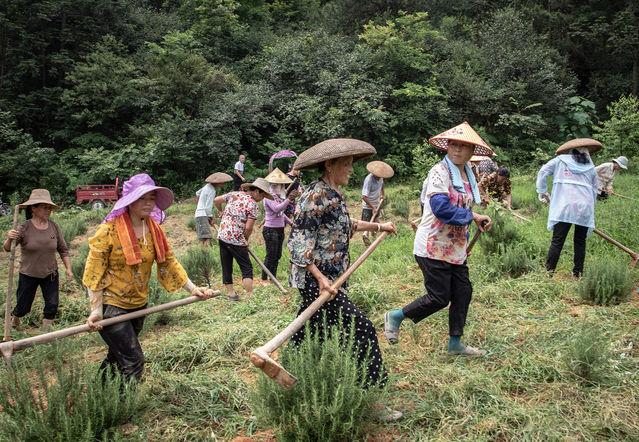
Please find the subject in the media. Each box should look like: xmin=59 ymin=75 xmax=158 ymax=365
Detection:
xmin=384 ymin=122 xmax=493 ymax=356
xmin=288 ymin=139 xmax=397 ymax=397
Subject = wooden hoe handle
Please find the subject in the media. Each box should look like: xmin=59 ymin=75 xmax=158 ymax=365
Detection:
xmin=250 ymin=231 xmax=389 ymax=389
xmin=3 ymin=205 xmax=20 ymax=343
xmin=248 ymin=247 xmax=287 ymax=294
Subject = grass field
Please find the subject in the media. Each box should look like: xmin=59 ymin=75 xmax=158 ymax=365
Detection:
xmin=0 ymin=174 xmax=638 ymax=441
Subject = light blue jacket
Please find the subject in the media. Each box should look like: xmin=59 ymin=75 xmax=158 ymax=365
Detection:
xmin=536 ymin=155 xmax=597 ymax=233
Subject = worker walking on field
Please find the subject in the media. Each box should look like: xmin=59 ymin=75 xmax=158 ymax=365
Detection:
xmin=194 ymin=173 xmax=233 ymax=246
xmin=233 ymin=154 xmax=247 ymax=191
xmin=536 ymin=138 xmax=600 ymax=278
xmin=595 ymin=156 xmax=628 ymax=199
xmin=384 ymin=122 xmax=493 ymax=357
xmin=361 ymin=161 xmax=394 ymax=245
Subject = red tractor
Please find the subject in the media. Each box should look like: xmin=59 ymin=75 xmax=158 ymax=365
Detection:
xmin=75 ymin=177 xmax=120 ymax=210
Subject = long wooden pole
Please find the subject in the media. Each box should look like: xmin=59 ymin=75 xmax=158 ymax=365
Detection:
xmin=593 ymin=228 xmax=639 ymax=267
xmin=248 ymin=247 xmax=287 ymax=294
xmin=611 ymin=191 xmax=637 ymax=202
xmin=363 ymin=199 xmax=383 ymax=242
xmin=0 ymin=293 xmax=220 ymax=363
xmin=3 ymin=205 xmax=20 ymax=342
xmin=250 ymin=231 xmax=388 ymax=389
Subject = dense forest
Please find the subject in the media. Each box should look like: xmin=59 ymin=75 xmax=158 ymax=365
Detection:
xmin=1 ymin=0 xmax=638 ymax=202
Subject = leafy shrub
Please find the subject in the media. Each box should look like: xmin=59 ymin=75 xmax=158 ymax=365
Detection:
xmin=72 ymin=243 xmax=89 ymax=285
xmin=187 ymin=218 xmax=196 ymax=231
xmin=252 ymin=318 xmax=382 ymax=442
xmin=563 ymin=323 xmax=612 ymax=386
xmin=479 ymin=208 xmax=520 ymax=255
xmin=390 ymin=195 xmax=410 ymax=220
xmin=595 ymin=95 xmax=639 ymax=159
xmin=58 ymin=217 xmax=88 ymax=245
xmin=180 ymin=246 xmax=220 ymax=287
xmin=0 ymin=355 xmax=143 ymax=441
xmin=499 ymin=245 xmax=537 ymax=278
xmin=579 ymin=259 xmax=633 ymax=305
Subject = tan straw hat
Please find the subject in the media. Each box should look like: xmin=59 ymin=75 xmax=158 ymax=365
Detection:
xmin=429 ymin=122 xmax=494 ymax=157
xmin=205 ymin=172 xmax=233 ymax=184
xmin=241 ymin=178 xmax=274 ymax=199
xmin=366 ymin=161 xmax=394 ymax=179
xmin=293 ymin=138 xmax=376 ymax=170
xmin=19 ymin=189 xmax=60 ymax=209
xmin=555 ymin=138 xmax=602 ymax=155
xmin=264 ymin=167 xmax=293 ymax=184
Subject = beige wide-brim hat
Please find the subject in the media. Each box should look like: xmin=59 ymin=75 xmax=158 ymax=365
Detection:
xmin=19 ymin=189 xmax=60 ymax=209
xmin=555 ymin=138 xmax=602 ymax=155
xmin=429 ymin=122 xmax=495 ymax=157
xmin=612 ymin=156 xmax=628 ymax=170
xmin=241 ymin=178 xmax=274 ymax=199
xmin=366 ymin=161 xmax=394 ymax=179
xmin=293 ymin=138 xmax=376 ymax=170
xmin=264 ymin=167 xmax=293 ymax=184
xmin=205 ymin=172 xmax=233 ymax=184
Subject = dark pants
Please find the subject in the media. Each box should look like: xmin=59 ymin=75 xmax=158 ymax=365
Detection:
xmin=597 ymin=191 xmax=609 ymax=201
xmin=546 ymin=221 xmax=588 ymax=277
xmin=361 ymin=207 xmax=373 ymax=221
xmin=219 ymin=240 xmax=253 ymax=284
xmin=402 ymin=256 xmax=472 ymax=337
xmin=262 ymin=227 xmax=285 ymax=280
xmin=233 ymin=175 xmax=242 ymax=191
xmin=12 ymin=272 xmax=59 ymax=320
xmin=98 ymin=304 xmax=146 ymax=383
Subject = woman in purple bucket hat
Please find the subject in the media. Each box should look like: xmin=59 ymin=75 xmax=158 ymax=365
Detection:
xmin=82 ymin=173 xmax=215 ymax=383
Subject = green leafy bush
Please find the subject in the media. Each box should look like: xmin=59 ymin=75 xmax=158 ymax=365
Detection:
xmin=499 ymin=245 xmax=537 ymax=278
xmin=390 ymin=195 xmax=410 ymax=220
xmin=252 ymin=318 xmax=382 ymax=442
xmin=187 ymin=218 xmax=196 ymax=231
xmin=0 ymin=354 xmax=143 ymax=441
xmin=479 ymin=208 xmax=520 ymax=255
xmin=180 ymin=246 xmax=220 ymax=287
xmin=72 ymin=243 xmax=89 ymax=285
xmin=563 ymin=323 xmax=612 ymax=386
xmin=579 ymin=259 xmax=633 ymax=305
xmin=58 ymin=217 xmax=88 ymax=245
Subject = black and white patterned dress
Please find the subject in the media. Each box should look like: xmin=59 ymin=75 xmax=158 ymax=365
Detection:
xmin=288 ymin=179 xmax=387 ymax=386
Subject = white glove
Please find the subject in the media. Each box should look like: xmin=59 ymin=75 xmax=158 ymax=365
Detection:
xmin=538 ymin=192 xmax=550 ymax=204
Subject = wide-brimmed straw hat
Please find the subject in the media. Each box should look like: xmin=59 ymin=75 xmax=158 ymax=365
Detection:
xmin=429 ymin=122 xmax=494 ymax=157
xmin=555 ymin=138 xmax=602 ymax=155
xmin=366 ymin=161 xmax=394 ymax=179
xmin=293 ymin=138 xmax=376 ymax=170
xmin=105 ymin=173 xmax=173 ymax=223
xmin=264 ymin=167 xmax=293 ymax=184
xmin=205 ymin=172 xmax=233 ymax=184
xmin=241 ymin=178 xmax=274 ymax=199
xmin=19 ymin=189 xmax=60 ymax=209
xmin=612 ymin=156 xmax=628 ymax=170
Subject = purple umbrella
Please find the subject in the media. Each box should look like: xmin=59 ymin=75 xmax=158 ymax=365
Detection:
xmin=269 ymin=150 xmax=298 ymax=172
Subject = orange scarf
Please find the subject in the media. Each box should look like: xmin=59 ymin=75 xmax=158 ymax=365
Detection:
xmin=114 ymin=212 xmax=170 ymax=265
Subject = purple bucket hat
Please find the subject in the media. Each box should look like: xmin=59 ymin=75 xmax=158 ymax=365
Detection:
xmin=104 ymin=173 xmax=174 ymax=223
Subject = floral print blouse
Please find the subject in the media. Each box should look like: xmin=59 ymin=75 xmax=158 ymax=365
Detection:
xmin=288 ymin=179 xmax=354 ymax=289
xmin=82 ymin=222 xmax=188 ymax=309
xmin=217 ymin=191 xmax=259 ymax=246
xmin=414 ymin=161 xmax=474 ymax=265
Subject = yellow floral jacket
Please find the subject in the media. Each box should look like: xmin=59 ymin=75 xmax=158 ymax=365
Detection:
xmin=82 ymin=222 xmax=188 ymax=309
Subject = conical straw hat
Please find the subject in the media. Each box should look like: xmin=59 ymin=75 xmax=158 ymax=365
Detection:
xmin=366 ymin=161 xmax=394 ymax=179
xmin=241 ymin=178 xmax=274 ymax=199
xmin=555 ymin=138 xmax=602 ymax=155
xmin=19 ymin=189 xmax=60 ymax=209
xmin=429 ymin=122 xmax=494 ymax=157
xmin=264 ymin=167 xmax=293 ymax=184
xmin=205 ymin=172 xmax=233 ymax=184
xmin=293 ymin=138 xmax=376 ymax=170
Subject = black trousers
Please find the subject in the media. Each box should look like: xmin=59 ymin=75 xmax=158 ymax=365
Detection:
xmin=98 ymin=304 xmax=146 ymax=383
xmin=361 ymin=207 xmax=373 ymax=221
xmin=219 ymin=240 xmax=253 ymax=284
xmin=546 ymin=221 xmax=588 ymax=277
xmin=291 ymin=274 xmax=387 ymax=387
xmin=12 ymin=272 xmax=59 ymax=320
xmin=232 ymin=175 xmax=242 ymax=191
xmin=402 ymin=256 xmax=472 ymax=337
xmin=262 ymin=227 xmax=285 ymax=280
